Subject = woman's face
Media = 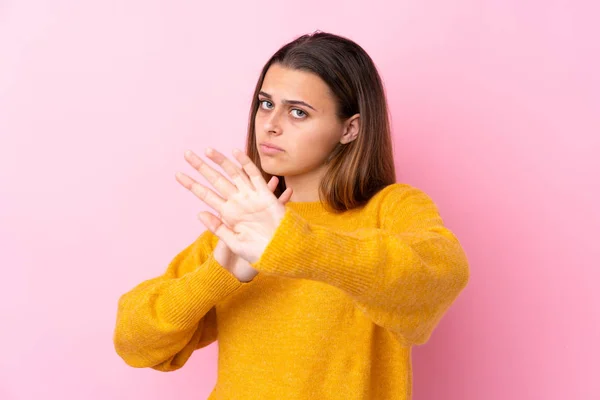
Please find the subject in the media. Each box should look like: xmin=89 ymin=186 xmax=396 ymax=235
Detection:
xmin=254 ymin=63 xmax=346 ymax=178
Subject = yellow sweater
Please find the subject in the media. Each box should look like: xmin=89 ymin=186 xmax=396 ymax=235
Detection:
xmin=113 ymin=183 xmax=470 ymax=399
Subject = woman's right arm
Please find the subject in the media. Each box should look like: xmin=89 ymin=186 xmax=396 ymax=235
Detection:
xmin=113 ymin=229 xmax=244 ymax=371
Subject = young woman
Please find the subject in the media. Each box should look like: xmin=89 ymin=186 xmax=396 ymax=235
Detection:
xmin=113 ymin=31 xmax=470 ymax=400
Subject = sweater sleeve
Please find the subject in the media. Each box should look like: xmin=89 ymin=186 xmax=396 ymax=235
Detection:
xmin=249 ymin=185 xmax=470 ymax=346
xmin=113 ymin=230 xmax=244 ymax=371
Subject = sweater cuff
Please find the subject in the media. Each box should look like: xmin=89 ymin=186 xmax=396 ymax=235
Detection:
xmin=161 ymin=253 xmax=244 ymax=327
xmin=249 ymin=207 xmax=375 ymax=296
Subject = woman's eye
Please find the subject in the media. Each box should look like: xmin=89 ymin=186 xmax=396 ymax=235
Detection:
xmin=259 ymin=100 xmax=306 ymax=119
xmin=259 ymin=100 xmax=273 ymax=109
xmin=291 ymin=109 xmax=306 ymax=118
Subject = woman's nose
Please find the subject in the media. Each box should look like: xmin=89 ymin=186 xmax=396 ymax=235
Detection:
xmin=264 ymin=110 xmax=283 ymax=134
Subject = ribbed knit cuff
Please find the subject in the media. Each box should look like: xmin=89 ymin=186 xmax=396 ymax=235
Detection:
xmin=250 ymin=207 xmax=377 ymax=297
xmin=159 ymin=253 xmax=244 ymax=328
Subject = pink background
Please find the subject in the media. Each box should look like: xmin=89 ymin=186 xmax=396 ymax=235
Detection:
xmin=1 ymin=1 xmax=598 ymax=399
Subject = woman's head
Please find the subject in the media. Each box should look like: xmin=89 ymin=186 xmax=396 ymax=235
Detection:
xmin=245 ymin=31 xmax=396 ymax=212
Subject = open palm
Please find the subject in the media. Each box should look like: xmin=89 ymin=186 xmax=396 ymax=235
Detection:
xmin=176 ymin=147 xmax=292 ymax=265
xmin=213 ymin=175 xmax=292 ymax=282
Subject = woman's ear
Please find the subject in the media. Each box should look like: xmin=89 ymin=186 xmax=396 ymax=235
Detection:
xmin=340 ymin=113 xmax=360 ymax=144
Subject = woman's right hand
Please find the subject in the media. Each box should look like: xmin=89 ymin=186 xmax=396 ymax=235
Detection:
xmin=212 ymin=175 xmax=292 ymax=282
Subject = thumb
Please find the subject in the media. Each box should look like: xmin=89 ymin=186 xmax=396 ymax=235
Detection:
xmin=197 ymin=211 xmax=222 ymax=233
xmin=267 ymin=175 xmax=294 ymax=205
xmin=278 ymin=187 xmax=293 ymax=204
xmin=198 ymin=211 xmax=237 ymax=250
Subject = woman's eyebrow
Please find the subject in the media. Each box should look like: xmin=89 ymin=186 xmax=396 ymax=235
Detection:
xmin=258 ymin=91 xmax=317 ymax=112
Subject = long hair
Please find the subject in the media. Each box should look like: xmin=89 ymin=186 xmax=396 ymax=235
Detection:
xmin=245 ymin=31 xmax=397 ymax=213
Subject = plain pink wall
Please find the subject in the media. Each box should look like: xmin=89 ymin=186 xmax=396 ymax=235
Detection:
xmin=1 ymin=1 xmax=598 ymax=399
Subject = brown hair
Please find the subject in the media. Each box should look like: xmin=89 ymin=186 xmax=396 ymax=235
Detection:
xmin=245 ymin=31 xmax=397 ymax=213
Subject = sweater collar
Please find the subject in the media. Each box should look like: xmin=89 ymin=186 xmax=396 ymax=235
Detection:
xmin=285 ymin=199 xmax=328 ymax=215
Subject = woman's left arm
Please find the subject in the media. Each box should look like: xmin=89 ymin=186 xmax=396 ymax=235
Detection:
xmin=250 ymin=185 xmax=470 ymax=346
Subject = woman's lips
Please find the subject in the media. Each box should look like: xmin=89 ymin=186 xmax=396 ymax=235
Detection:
xmin=260 ymin=144 xmax=284 ymax=155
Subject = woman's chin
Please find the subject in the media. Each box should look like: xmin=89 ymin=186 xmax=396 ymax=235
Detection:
xmin=259 ymin=157 xmax=281 ymax=174
xmin=262 ymin=165 xmax=281 ymax=176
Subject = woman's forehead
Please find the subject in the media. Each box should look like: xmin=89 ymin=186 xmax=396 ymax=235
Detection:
xmin=261 ymin=65 xmax=335 ymax=111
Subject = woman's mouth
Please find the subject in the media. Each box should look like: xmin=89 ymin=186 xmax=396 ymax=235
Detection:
xmin=260 ymin=144 xmax=284 ymax=155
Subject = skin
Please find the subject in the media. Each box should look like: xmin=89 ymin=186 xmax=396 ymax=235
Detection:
xmin=176 ymin=149 xmax=291 ymax=281
xmin=175 ymin=64 xmax=360 ymax=281
xmin=255 ymin=63 xmax=360 ymax=202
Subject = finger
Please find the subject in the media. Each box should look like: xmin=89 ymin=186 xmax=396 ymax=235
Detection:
xmin=197 ymin=211 xmax=222 ymax=233
xmin=198 ymin=211 xmax=241 ymax=256
xmin=266 ymin=176 xmax=293 ymax=204
xmin=279 ymin=187 xmax=294 ymax=204
xmin=204 ymin=147 xmax=255 ymax=193
xmin=213 ymin=211 xmax=231 ymax=228
xmin=232 ymin=148 xmax=269 ymax=192
xmin=267 ymin=176 xmax=278 ymax=192
xmin=184 ymin=149 xmax=238 ymax=199
xmin=175 ymin=171 xmax=225 ymax=214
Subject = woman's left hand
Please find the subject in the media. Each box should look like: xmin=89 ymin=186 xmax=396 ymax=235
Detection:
xmin=175 ymin=147 xmax=292 ymax=265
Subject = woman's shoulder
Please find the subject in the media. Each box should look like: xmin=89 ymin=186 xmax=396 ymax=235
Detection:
xmin=363 ymin=182 xmax=441 ymax=225
xmin=370 ymin=182 xmax=435 ymax=206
